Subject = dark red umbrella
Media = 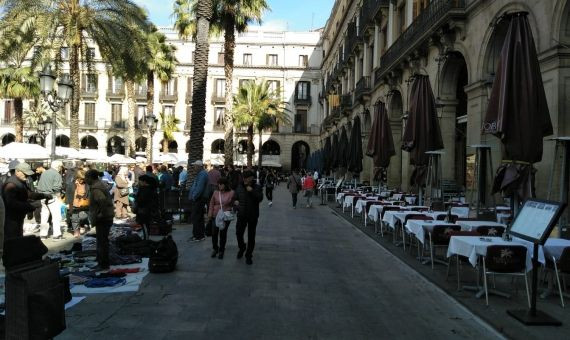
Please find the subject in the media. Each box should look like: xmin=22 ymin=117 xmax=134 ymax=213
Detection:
xmin=482 ymin=12 xmax=553 ymax=200
xmin=338 ymin=126 xmax=349 ymax=170
xmin=366 ymin=101 xmax=395 ymax=180
xmin=348 ymin=116 xmax=363 ymax=174
xmin=402 ymin=75 xmax=444 ymax=187
xmin=323 ymin=136 xmax=332 ymax=175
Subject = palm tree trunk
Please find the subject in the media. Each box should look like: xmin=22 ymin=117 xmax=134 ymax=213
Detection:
xmin=13 ymin=97 xmax=23 ymax=142
xmin=163 ymin=136 xmax=169 ymax=154
xmin=146 ymin=71 xmax=155 ymax=162
xmin=126 ymin=79 xmax=136 ymax=157
xmin=223 ymin=19 xmax=236 ymax=167
xmin=188 ymin=0 xmax=213 ymax=184
xmin=69 ymin=43 xmax=81 ymax=149
xmin=257 ymin=129 xmax=263 ymax=169
xmin=247 ymin=124 xmax=254 ymax=167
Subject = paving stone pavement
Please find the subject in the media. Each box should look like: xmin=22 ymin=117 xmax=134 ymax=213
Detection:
xmin=57 ymin=187 xmax=503 ymax=340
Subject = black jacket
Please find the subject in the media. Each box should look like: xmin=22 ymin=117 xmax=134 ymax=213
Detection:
xmin=135 ymin=183 xmax=159 ymax=224
xmin=88 ymin=180 xmax=115 ymax=226
xmin=235 ymin=183 xmax=263 ymax=219
xmin=2 ymin=176 xmax=45 ymax=239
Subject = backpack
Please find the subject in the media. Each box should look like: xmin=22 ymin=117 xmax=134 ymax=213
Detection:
xmin=148 ymin=235 xmax=178 ymax=273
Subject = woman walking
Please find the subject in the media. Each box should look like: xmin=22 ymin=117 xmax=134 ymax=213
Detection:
xmin=265 ymin=170 xmax=276 ymax=207
xmin=302 ymin=173 xmax=316 ymax=208
xmin=113 ymin=166 xmax=131 ymax=220
xmin=70 ymin=170 xmax=90 ymax=238
xmin=287 ymin=170 xmax=302 ymax=209
xmin=207 ymin=178 xmax=235 ymax=259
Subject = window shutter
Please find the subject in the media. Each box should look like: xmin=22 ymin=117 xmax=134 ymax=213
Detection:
xmin=174 ymin=78 xmax=178 ymax=94
xmin=81 ymin=75 xmax=86 ymax=92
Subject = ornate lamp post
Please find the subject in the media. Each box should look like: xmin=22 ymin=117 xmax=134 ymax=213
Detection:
xmin=37 ymin=118 xmax=52 ymax=147
xmin=39 ymin=65 xmax=73 ymax=161
xmin=145 ymin=113 xmax=158 ymax=162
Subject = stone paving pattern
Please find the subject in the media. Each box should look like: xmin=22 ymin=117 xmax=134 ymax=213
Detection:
xmin=57 ymin=187 xmax=502 ymax=339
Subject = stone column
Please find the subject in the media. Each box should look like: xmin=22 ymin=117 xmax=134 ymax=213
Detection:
xmin=387 ymin=2 xmax=394 ymax=47
xmin=373 ymin=25 xmax=380 ymax=69
xmin=406 ymin=0 xmax=414 ymax=28
xmin=388 ymin=119 xmax=403 ymax=190
xmin=363 ymin=44 xmax=370 ymax=77
xmin=438 ymin=100 xmax=458 ymax=182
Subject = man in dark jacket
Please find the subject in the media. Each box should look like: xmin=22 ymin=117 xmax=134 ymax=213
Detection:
xmin=234 ymin=170 xmax=263 ymax=265
xmin=85 ymin=169 xmax=115 ymax=270
xmin=2 ymin=163 xmax=49 ymax=245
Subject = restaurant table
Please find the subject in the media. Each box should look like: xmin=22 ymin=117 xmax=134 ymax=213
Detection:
xmin=450 ymin=207 xmax=470 ymax=218
xmin=457 ymin=221 xmax=506 ymax=232
xmin=406 ymin=220 xmax=457 ymax=245
xmin=354 ymin=197 xmax=382 ymax=214
xmin=447 ymin=236 xmax=533 ymax=270
xmin=382 ymin=211 xmax=422 ymax=231
xmin=544 ymin=238 xmax=570 ymax=261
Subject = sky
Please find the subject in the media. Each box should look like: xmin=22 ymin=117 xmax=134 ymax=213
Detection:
xmin=133 ymin=0 xmax=334 ymax=32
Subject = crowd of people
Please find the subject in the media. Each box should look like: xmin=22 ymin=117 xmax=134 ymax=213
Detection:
xmin=0 ymin=158 xmax=321 ymax=268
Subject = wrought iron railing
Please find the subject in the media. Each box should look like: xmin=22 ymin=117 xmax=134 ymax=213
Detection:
xmin=341 ymin=94 xmax=352 ymax=111
xmin=354 ymin=76 xmax=371 ymax=101
xmin=359 ymin=0 xmax=389 ymax=36
xmin=375 ymin=0 xmax=466 ymax=84
xmin=294 ymin=95 xmax=312 ymax=106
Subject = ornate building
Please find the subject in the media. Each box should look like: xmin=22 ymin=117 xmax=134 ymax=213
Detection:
xmin=0 ymin=27 xmax=323 ymax=170
xmin=319 ymin=0 xmax=569 ymax=197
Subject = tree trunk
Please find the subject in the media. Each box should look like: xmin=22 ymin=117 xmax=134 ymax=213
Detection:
xmin=146 ymin=71 xmax=155 ymax=162
xmin=13 ymin=98 xmax=23 ymax=142
xmin=258 ymin=129 xmax=263 ymax=169
xmin=163 ymin=137 xmax=169 ymax=154
xmin=247 ymin=124 xmax=254 ymax=167
xmin=188 ymin=0 xmax=213 ymax=185
xmin=69 ymin=43 xmax=81 ymax=149
xmin=126 ymin=80 xmax=136 ymax=157
xmin=223 ymin=19 xmax=236 ymax=166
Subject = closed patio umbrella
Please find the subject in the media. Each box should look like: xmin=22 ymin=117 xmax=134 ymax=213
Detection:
xmin=366 ymin=101 xmax=395 ymax=182
xmin=348 ymin=116 xmax=363 ymax=174
xmin=331 ymin=132 xmax=340 ymax=170
xmin=323 ymin=137 xmax=332 ymax=175
xmin=338 ymin=126 xmax=349 ymax=170
xmin=402 ymin=74 xmax=444 ymax=187
xmin=483 ymin=12 xmax=552 ymax=202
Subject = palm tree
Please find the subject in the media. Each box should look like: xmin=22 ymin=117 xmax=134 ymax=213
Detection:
xmin=0 ymin=67 xmax=40 ymax=142
xmin=232 ymin=79 xmax=290 ymax=167
xmin=23 ymin=101 xmax=66 ymax=129
xmin=145 ymin=26 xmax=177 ymax=160
xmin=0 ymin=0 xmax=151 ymax=148
xmin=173 ymin=0 xmax=269 ymax=167
xmin=173 ymin=0 xmax=213 ymax=176
xmin=159 ymin=111 xmax=181 ymax=154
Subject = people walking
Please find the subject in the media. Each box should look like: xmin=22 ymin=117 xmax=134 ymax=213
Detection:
xmin=207 ymin=178 xmax=235 ymax=259
xmin=113 ymin=166 xmax=131 ymax=220
xmin=135 ymin=174 xmax=159 ymax=240
xmin=37 ymin=160 xmax=64 ymax=240
xmin=235 ymin=170 xmax=263 ymax=265
xmin=70 ymin=170 xmax=90 ymax=238
xmin=287 ymin=170 xmax=302 ymax=209
xmin=302 ymin=173 xmax=316 ymax=208
xmin=189 ymin=160 xmax=208 ymax=241
xmin=265 ymin=170 xmax=276 ymax=207
xmin=85 ymin=170 xmax=115 ymax=271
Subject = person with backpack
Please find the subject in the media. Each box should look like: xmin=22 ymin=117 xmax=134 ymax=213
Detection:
xmin=234 ymin=170 xmax=263 ymax=265
xmin=189 ymin=160 xmax=208 ymax=242
xmin=287 ymin=169 xmax=302 ymax=209
xmin=207 ymin=177 xmax=235 ymax=259
xmin=85 ymin=170 xmax=115 ymax=271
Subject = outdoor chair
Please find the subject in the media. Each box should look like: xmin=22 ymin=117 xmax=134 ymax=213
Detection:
xmin=402 ymin=214 xmax=433 ymax=252
xmin=475 ymin=226 xmax=505 ymax=237
xmin=408 ymin=206 xmax=429 ymax=212
xmin=483 ymin=245 xmax=530 ymax=307
xmin=446 ymin=231 xmax=481 ymax=290
xmin=380 ymin=206 xmax=401 ymax=237
xmin=477 ymin=209 xmax=497 ymax=222
xmin=427 ymin=225 xmax=461 ymax=269
xmin=435 ymin=214 xmax=459 ymax=223
xmin=551 ymin=247 xmax=570 ymax=307
xmin=430 ymin=200 xmax=445 ymax=211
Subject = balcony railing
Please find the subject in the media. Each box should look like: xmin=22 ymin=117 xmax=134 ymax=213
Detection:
xmin=106 ymin=90 xmax=125 ymax=100
xmin=159 ymin=91 xmax=178 ymax=102
xmin=106 ymin=120 xmax=127 ymax=129
xmin=81 ymin=89 xmax=98 ymax=99
xmin=375 ymin=0 xmax=466 ymax=84
xmin=341 ymin=94 xmax=352 ymax=112
xmin=294 ymin=95 xmax=312 ymax=106
xmin=135 ymin=90 xmax=147 ymax=101
xmin=0 ymin=118 xmax=12 ymax=126
xmin=211 ymin=93 xmax=225 ymax=104
xmin=80 ymin=120 xmax=98 ymax=129
xmin=354 ymin=76 xmax=371 ymax=102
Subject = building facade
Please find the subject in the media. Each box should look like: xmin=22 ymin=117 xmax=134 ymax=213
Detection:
xmin=0 ymin=27 xmax=323 ymax=171
xmin=319 ymin=0 xmax=570 ymax=199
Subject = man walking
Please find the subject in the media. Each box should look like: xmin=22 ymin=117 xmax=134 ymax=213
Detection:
xmin=189 ymin=161 xmax=208 ymax=241
xmin=85 ymin=170 xmax=115 ymax=271
xmin=37 ymin=160 xmax=64 ymax=240
xmin=235 ymin=170 xmax=263 ymax=265
xmin=287 ymin=170 xmax=302 ymax=209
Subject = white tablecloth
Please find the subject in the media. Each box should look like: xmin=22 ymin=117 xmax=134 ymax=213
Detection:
xmin=543 ymin=238 xmax=570 ymax=261
xmin=382 ymin=211 xmax=421 ymax=230
xmin=450 ymin=207 xmax=469 ymax=218
xmin=406 ymin=220 xmax=457 ymax=245
xmin=447 ymin=236 xmax=533 ymax=271
xmin=457 ymin=221 xmax=506 ymax=232
xmin=367 ymin=205 xmax=399 ymax=222
xmin=404 ymin=196 xmax=417 ymax=205
xmin=355 ymin=198 xmax=382 ymax=214
xmin=343 ymin=195 xmax=361 ymax=208
xmin=392 ymin=193 xmax=403 ymax=200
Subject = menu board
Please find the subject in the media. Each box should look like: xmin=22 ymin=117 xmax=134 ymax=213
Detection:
xmin=509 ymin=199 xmax=565 ymax=244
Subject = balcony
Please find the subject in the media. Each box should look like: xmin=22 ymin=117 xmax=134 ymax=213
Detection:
xmin=359 ymin=0 xmax=389 ymax=36
xmin=184 ymin=122 xmax=191 ymax=131
xmin=331 ymin=106 xmax=342 ymax=121
xmin=375 ymin=0 xmax=466 ymax=85
xmin=347 ymin=21 xmax=364 ymax=56
xmin=159 ymin=91 xmax=178 ymax=103
xmin=0 ymin=118 xmax=12 ymax=126
xmin=81 ymin=89 xmax=98 ymax=99
xmin=106 ymin=90 xmax=125 ymax=101
xmin=186 ymin=91 xmax=193 ymax=104
xmin=79 ymin=120 xmax=98 ymax=130
xmin=135 ymin=89 xmax=147 ymax=102
xmin=294 ymin=95 xmax=312 ymax=106
xmin=106 ymin=120 xmax=127 ymax=129
xmin=354 ymin=76 xmax=371 ymax=102
xmin=211 ymin=93 xmax=225 ymax=104
xmin=341 ymin=94 xmax=352 ymax=113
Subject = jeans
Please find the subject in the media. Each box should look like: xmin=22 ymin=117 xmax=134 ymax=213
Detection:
xmin=305 ymin=190 xmax=313 ymax=207
xmin=71 ymin=210 xmax=90 ymax=231
xmin=291 ymin=193 xmax=298 ymax=207
xmin=212 ymin=220 xmax=230 ymax=252
xmin=95 ymin=221 xmax=111 ymax=267
xmin=40 ymin=198 xmax=62 ymax=238
xmin=266 ymin=188 xmax=273 ymax=201
xmin=236 ymin=217 xmax=258 ymax=259
xmin=191 ymin=200 xmax=206 ymax=238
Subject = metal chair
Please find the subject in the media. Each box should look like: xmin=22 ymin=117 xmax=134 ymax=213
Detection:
xmin=475 ymin=226 xmax=505 ymax=237
xmin=380 ymin=206 xmax=401 ymax=238
xmin=483 ymin=245 xmax=530 ymax=307
xmin=552 ymin=247 xmax=570 ymax=307
xmin=427 ymin=225 xmax=461 ymax=269
xmin=435 ymin=213 xmax=459 ymax=223
xmin=402 ymin=214 xmax=433 ymax=251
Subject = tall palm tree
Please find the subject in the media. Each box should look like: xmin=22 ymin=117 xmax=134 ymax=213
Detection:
xmin=233 ymin=79 xmax=290 ymax=167
xmin=173 ymin=0 xmax=269 ymax=167
xmin=173 ymin=0 xmax=213 ymax=177
xmin=0 ymin=0 xmax=151 ymax=148
xmin=145 ymin=26 xmax=177 ymax=161
xmin=159 ymin=111 xmax=181 ymax=154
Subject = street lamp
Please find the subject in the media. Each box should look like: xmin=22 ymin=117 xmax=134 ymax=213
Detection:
xmin=37 ymin=117 xmax=52 ymax=147
xmin=145 ymin=113 xmax=158 ymax=162
xmin=39 ymin=65 xmax=73 ymax=161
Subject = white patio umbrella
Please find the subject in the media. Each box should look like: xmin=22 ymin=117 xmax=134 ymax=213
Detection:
xmin=0 ymin=142 xmax=50 ymax=160
xmin=209 ymin=154 xmax=224 ymax=166
xmin=261 ymin=159 xmax=282 ymax=168
xmin=153 ymin=153 xmax=178 ymax=164
xmin=55 ymin=147 xmax=82 ymax=159
xmin=135 ymin=156 xmax=147 ymax=163
xmin=79 ymin=149 xmax=109 ymax=163
xmin=109 ymin=154 xmax=136 ymax=164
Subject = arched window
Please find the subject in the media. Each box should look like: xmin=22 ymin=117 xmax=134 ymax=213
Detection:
xmin=135 ymin=137 xmax=147 ymax=152
xmin=211 ymin=139 xmax=225 ymax=154
xmin=81 ymin=136 xmax=99 ymax=149
xmin=237 ymin=140 xmax=255 ymax=154
xmin=1 ymin=133 xmax=15 ymax=146
xmin=261 ymin=140 xmax=281 ymax=155
xmin=55 ymin=135 xmax=70 ymax=147
xmin=107 ymin=136 xmax=125 ymax=155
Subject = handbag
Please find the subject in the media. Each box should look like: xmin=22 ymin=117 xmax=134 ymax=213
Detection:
xmin=119 ymin=188 xmax=129 ymax=197
xmin=215 ymin=191 xmax=234 ymax=229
